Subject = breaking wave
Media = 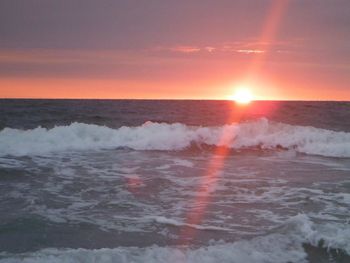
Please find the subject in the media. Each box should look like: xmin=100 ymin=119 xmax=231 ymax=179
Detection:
xmin=1 ymin=118 xmax=350 ymax=157
xmin=1 ymin=214 xmax=349 ymax=263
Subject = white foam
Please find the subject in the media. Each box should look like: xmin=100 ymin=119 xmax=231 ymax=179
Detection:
xmin=148 ymin=216 xmax=231 ymax=231
xmin=173 ymin=159 xmax=194 ymax=168
xmin=0 ymin=244 xmax=305 ymax=263
xmin=1 ymin=214 xmax=349 ymax=263
xmin=285 ymin=213 xmax=350 ymax=253
xmin=1 ymin=118 xmax=350 ymax=157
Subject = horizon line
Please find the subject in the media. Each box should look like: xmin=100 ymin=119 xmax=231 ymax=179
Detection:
xmin=0 ymin=97 xmax=349 ymax=102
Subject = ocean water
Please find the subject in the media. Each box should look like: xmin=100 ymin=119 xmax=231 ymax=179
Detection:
xmin=0 ymin=99 xmax=349 ymax=263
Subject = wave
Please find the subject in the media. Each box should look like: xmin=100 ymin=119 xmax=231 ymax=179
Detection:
xmin=147 ymin=216 xmax=232 ymax=231
xmin=1 ymin=118 xmax=350 ymax=157
xmin=1 ymin=214 xmax=349 ymax=263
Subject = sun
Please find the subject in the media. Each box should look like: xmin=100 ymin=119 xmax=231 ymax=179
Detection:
xmin=232 ymin=87 xmax=253 ymax=104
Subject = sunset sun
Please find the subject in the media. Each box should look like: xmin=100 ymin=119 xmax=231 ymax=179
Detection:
xmin=232 ymin=87 xmax=253 ymax=104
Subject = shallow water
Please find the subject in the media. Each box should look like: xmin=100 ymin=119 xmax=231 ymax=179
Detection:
xmin=0 ymin=100 xmax=349 ymax=263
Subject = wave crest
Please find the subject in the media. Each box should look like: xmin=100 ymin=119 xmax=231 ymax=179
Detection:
xmin=1 ymin=214 xmax=349 ymax=263
xmin=1 ymin=118 xmax=350 ymax=157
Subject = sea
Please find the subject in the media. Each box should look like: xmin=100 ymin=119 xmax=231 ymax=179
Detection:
xmin=0 ymin=99 xmax=349 ymax=263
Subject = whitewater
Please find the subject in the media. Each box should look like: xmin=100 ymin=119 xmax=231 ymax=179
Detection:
xmin=0 ymin=100 xmax=349 ymax=263
xmin=1 ymin=118 xmax=350 ymax=157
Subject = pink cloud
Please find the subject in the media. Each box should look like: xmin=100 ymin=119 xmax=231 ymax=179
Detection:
xmin=236 ymin=49 xmax=265 ymax=54
xmin=204 ymin=46 xmax=216 ymax=52
xmin=169 ymin=46 xmax=201 ymax=53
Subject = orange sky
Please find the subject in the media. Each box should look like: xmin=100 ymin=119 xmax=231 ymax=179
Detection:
xmin=1 ymin=76 xmax=349 ymax=101
xmin=0 ymin=0 xmax=349 ymax=100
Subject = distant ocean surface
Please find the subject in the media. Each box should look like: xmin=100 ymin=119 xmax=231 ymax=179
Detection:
xmin=0 ymin=100 xmax=349 ymax=263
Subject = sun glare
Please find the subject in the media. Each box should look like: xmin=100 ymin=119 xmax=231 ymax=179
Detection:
xmin=232 ymin=87 xmax=253 ymax=104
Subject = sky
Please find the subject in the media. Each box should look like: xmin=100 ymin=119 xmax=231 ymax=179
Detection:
xmin=0 ymin=0 xmax=349 ymax=100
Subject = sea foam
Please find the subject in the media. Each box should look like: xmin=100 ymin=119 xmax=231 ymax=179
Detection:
xmin=1 ymin=118 xmax=350 ymax=157
xmin=1 ymin=214 xmax=349 ymax=263
xmin=147 ymin=216 xmax=232 ymax=231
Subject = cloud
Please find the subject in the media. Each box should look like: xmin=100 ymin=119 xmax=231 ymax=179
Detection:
xmin=236 ymin=49 xmax=265 ymax=54
xmin=156 ymin=43 xmax=266 ymax=54
xmin=204 ymin=46 xmax=216 ymax=52
xmin=168 ymin=46 xmax=201 ymax=53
